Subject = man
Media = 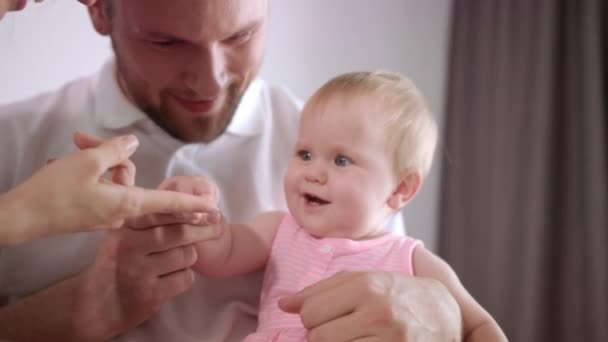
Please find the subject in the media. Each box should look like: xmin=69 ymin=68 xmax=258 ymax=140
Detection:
xmin=0 ymin=1 xmax=461 ymax=341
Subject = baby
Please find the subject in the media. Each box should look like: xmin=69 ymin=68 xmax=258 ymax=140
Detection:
xmin=158 ymin=71 xmax=506 ymax=341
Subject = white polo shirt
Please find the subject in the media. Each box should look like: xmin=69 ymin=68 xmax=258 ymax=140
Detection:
xmin=0 ymin=59 xmax=404 ymax=341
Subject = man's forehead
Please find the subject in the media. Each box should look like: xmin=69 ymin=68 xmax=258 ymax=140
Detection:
xmin=116 ymin=0 xmax=268 ymax=38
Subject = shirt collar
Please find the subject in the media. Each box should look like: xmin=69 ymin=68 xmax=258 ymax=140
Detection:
xmin=92 ymin=58 xmax=266 ymax=137
xmin=92 ymin=59 xmax=147 ymax=130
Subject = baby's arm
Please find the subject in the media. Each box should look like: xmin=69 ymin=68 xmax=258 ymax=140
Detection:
xmin=191 ymin=211 xmax=284 ymax=277
xmin=157 ymin=176 xmax=284 ymax=278
xmin=413 ymin=247 xmax=508 ymax=341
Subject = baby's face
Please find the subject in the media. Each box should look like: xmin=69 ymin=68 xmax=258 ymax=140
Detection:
xmin=284 ymin=93 xmax=397 ymax=240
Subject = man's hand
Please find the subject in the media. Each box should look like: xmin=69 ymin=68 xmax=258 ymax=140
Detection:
xmin=279 ymin=271 xmax=462 ymax=341
xmin=70 ymin=175 xmax=222 ymax=340
xmin=72 ymin=216 xmax=223 ymax=340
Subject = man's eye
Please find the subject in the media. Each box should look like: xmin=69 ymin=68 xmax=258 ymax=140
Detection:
xmin=297 ymin=150 xmax=312 ymax=161
xmin=150 ymin=40 xmax=178 ymax=47
xmin=334 ymin=155 xmax=352 ymax=167
xmin=224 ymin=31 xmax=252 ymax=44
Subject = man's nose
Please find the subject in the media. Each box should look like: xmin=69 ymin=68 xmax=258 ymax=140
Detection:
xmin=182 ymin=45 xmax=226 ymax=96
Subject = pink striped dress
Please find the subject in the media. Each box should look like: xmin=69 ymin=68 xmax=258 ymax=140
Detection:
xmin=244 ymin=214 xmax=422 ymax=341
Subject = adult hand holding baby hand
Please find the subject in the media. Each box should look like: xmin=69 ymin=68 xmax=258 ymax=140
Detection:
xmin=71 ymin=175 xmax=224 ymax=340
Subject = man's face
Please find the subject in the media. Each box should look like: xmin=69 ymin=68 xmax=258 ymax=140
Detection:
xmin=93 ymin=0 xmax=268 ymax=142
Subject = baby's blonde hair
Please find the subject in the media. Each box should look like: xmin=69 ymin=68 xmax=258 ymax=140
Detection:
xmin=307 ymin=71 xmax=438 ymax=178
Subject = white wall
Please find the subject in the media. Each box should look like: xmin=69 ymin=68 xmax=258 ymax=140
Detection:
xmin=0 ymin=0 xmax=452 ymax=251
xmin=0 ymin=1 xmax=112 ymax=103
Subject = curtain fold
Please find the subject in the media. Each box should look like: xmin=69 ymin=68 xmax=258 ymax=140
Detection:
xmin=439 ymin=1 xmax=607 ymax=341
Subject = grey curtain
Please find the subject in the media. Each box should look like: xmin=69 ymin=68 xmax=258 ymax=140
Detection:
xmin=439 ymin=1 xmax=607 ymax=341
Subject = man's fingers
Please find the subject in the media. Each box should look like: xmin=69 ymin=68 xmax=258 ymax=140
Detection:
xmin=279 ymin=271 xmax=354 ymax=312
xmin=138 ymin=224 xmax=222 ymax=254
xmin=308 ymin=311 xmax=372 ymax=342
xmin=148 ymin=245 xmax=198 ymax=276
xmin=156 ymin=268 xmax=196 ymax=301
xmin=296 ymin=280 xmax=359 ymax=329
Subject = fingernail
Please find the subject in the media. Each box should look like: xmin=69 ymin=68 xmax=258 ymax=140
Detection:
xmin=122 ymin=135 xmax=139 ymax=153
xmin=189 ymin=212 xmax=203 ymax=224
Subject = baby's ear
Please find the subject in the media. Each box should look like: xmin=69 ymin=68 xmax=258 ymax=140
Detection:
xmin=387 ymin=170 xmax=422 ymax=210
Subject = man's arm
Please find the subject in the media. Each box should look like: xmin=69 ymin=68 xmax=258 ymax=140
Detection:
xmin=192 ymin=211 xmax=284 ymax=277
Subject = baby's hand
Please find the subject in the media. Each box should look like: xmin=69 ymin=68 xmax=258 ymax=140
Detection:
xmin=157 ymin=176 xmax=220 ymax=204
xmin=124 ymin=176 xmax=221 ymax=230
xmin=155 ymin=176 xmax=221 ymax=225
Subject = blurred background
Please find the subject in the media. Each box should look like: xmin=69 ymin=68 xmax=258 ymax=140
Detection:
xmin=0 ymin=1 xmax=605 ymax=341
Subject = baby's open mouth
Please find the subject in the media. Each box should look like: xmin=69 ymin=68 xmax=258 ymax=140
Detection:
xmin=304 ymin=193 xmax=330 ymax=205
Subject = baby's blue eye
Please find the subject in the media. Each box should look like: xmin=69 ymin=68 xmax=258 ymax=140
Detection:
xmin=335 ymin=155 xmax=352 ymax=167
xmin=298 ymin=150 xmax=312 ymax=161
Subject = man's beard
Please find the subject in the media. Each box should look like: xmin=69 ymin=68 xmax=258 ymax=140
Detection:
xmin=137 ymin=83 xmax=242 ymax=143
xmin=115 ymin=58 xmax=244 ymax=143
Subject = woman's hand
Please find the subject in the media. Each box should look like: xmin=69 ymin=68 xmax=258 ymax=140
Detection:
xmin=1 ymin=132 xmax=218 ymax=245
xmin=0 ymin=0 xmax=98 ymax=20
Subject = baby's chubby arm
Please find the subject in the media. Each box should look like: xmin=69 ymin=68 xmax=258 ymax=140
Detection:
xmin=158 ymin=176 xmax=284 ymax=278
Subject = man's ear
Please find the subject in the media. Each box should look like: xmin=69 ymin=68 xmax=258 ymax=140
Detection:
xmin=88 ymin=0 xmax=111 ymax=36
xmin=387 ymin=170 xmax=422 ymax=210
